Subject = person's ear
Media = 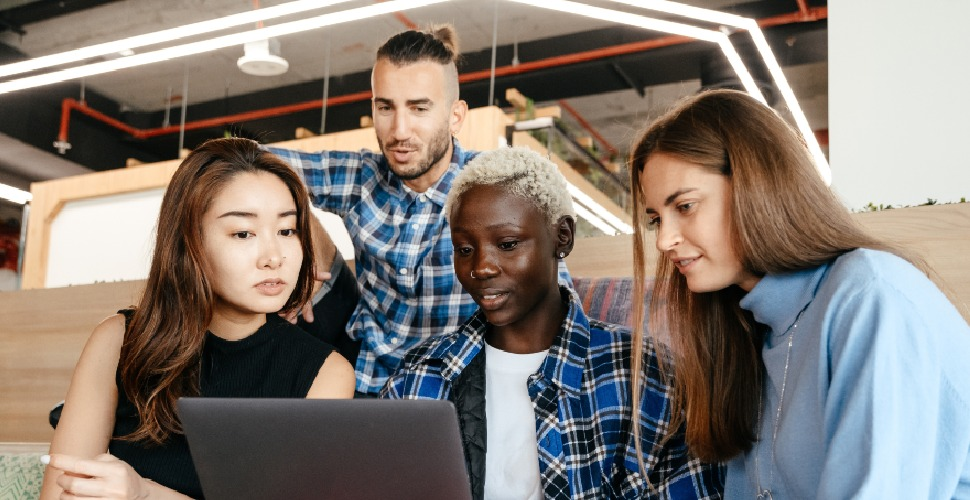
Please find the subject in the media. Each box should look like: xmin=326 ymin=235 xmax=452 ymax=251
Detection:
xmin=555 ymin=215 xmax=576 ymax=258
xmin=450 ymin=99 xmax=468 ymax=136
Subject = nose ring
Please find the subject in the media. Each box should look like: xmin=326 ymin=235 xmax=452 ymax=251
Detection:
xmin=470 ymin=270 xmax=476 ymax=279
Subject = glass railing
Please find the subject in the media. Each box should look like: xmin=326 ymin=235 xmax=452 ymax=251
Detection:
xmin=510 ymin=117 xmax=632 ymax=238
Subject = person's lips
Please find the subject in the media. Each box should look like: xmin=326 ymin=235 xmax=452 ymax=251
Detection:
xmin=255 ymin=278 xmax=287 ymax=296
xmin=671 ymin=255 xmax=700 ymax=274
xmin=475 ymin=289 xmax=509 ymax=310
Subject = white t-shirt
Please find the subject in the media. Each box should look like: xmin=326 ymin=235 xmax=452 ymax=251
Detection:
xmin=483 ymin=342 xmax=547 ymax=500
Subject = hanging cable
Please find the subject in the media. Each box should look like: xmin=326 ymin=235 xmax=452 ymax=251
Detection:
xmin=178 ymin=67 xmax=189 ymax=154
xmin=320 ymin=36 xmax=332 ymax=135
xmin=487 ymin=0 xmax=499 ymax=107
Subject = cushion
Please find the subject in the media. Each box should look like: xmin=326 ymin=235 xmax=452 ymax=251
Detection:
xmin=0 ymin=453 xmax=45 ymax=500
xmin=571 ymin=276 xmax=652 ymax=329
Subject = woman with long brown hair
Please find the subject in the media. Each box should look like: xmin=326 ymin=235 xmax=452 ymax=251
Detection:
xmin=40 ymin=137 xmax=355 ymax=499
xmin=630 ymin=89 xmax=970 ymax=498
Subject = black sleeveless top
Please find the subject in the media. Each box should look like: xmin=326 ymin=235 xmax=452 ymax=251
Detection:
xmin=109 ymin=312 xmax=335 ymax=499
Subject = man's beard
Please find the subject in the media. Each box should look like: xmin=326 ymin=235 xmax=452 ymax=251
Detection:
xmin=380 ymin=124 xmax=452 ymax=181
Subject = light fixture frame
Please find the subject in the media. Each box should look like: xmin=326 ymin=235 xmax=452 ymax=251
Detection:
xmin=0 ymin=182 xmax=32 ymax=205
xmin=0 ymin=0 xmax=450 ymax=94
xmin=0 ymin=0 xmax=826 ymax=197
xmin=0 ymin=0 xmax=353 ymax=78
xmin=602 ymin=0 xmax=831 ymax=183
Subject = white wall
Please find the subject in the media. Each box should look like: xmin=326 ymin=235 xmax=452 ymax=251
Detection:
xmin=44 ymin=189 xmax=353 ymax=288
xmin=47 ymin=189 xmax=163 ymax=288
xmin=829 ymin=1 xmax=970 ymax=210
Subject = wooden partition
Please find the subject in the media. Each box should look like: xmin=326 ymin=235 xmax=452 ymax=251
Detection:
xmin=0 ymin=280 xmax=144 ymax=442
xmin=3 ymin=203 xmax=968 ymax=442
xmin=21 ymin=106 xmax=509 ymax=290
xmin=566 ymin=203 xmax=970 ymax=319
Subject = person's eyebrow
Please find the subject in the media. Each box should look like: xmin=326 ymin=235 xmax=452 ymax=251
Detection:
xmin=373 ymin=97 xmax=434 ymax=108
xmin=644 ymin=187 xmax=698 ymax=214
xmin=485 ymin=221 xmax=523 ymax=229
xmin=217 ymin=211 xmax=256 ymax=219
xmin=406 ymin=98 xmax=433 ymax=107
xmin=216 ymin=209 xmax=297 ymax=219
xmin=664 ymin=188 xmax=697 ymax=206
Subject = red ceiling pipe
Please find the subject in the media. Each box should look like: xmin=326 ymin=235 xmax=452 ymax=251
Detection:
xmin=557 ymin=99 xmax=619 ymax=159
xmin=58 ymin=91 xmax=372 ymax=142
xmin=374 ymin=0 xmax=418 ymax=29
xmin=137 ymin=90 xmax=372 ymax=139
xmin=58 ymin=98 xmax=141 ymax=143
xmin=56 ymin=35 xmax=693 ymax=145
xmin=815 ymin=128 xmax=829 ymax=147
xmin=56 ymin=8 xmax=828 ymax=146
xmin=759 ymin=6 xmax=826 ymax=27
xmin=392 ymin=12 xmax=417 ymax=29
xmin=460 ymin=35 xmax=693 ymax=83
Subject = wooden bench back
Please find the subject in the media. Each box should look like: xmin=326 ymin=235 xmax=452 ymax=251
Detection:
xmin=2 ymin=203 xmax=967 ymax=442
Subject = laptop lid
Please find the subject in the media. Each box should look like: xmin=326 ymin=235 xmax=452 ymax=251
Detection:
xmin=178 ymin=398 xmax=472 ymax=500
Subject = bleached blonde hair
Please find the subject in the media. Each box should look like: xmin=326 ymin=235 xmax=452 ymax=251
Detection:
xmin=445 ymin=147 xmax=575 ymax=225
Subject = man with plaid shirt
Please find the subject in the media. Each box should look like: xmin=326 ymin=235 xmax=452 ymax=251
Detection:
xmin=268 ymin=26 xmax=481 ymax=396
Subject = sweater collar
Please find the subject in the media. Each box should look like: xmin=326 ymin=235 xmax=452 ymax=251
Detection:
xmin=739 ymin=262 xmax=830 ymax=339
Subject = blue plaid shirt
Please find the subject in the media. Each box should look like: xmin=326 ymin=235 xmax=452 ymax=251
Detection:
xmin=382 ymin=287 xmax=724 ymax=499
xmin=267 ymin=139 xmax=480 ymax=394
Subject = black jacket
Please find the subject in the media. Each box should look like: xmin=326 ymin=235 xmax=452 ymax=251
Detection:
xmin=452 ymin=348 xmax=487 ymax=500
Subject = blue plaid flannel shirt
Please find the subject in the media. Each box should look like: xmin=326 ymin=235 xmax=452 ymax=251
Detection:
xmin=267 ymin=139 xmax=480 ymax=394
xmin=382 ymin=287 xmax=724 ymax=499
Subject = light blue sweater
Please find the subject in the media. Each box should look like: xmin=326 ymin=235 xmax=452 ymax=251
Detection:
xmin=724 ymin=249 xmax=970 ymax=499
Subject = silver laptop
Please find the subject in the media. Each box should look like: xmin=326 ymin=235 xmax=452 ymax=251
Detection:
xmin=178 ymin=398 xmax=472 ymax=500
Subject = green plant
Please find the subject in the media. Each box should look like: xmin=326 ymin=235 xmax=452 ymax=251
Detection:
xmin=857 ymin=196 xmax=966 ymax=212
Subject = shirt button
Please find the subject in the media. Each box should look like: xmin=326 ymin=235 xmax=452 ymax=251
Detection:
xmin=390 ymin=337 xmax=400 ymax=344
xmin=399 ymin=268 xmax=408 ymax=275
xmin=411 ymin=223 xmax=418 ymax=230
xmin=418 ymin=194 xmax=428 ymax=203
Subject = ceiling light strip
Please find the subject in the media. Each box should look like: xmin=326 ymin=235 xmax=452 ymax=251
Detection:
xmin=608 ymin=0 xmax=747 ymax=26
xmin=0 ymin=183 xmax=32 ymax=205
xmin=605 ymin=0 xmax=831 ymax=183
xmin=507 ymin=0 xmax=721 ymax=42
xmin=506 ymin=0 xmax=764 ymax=101
xmin=744 ymin=25 xmax=831 ymax=184
xmin=715 ymin=34 xmax=766 ymax=104
xmin=572 ymin=201 xmax=618 ymax=236
xmin=0 ymin=0 xmax=352 ymax=78
xmin=567 ymin=182 xmax=634 ymax=235
xmin=0 ymin=0 xmax=450 ymax=95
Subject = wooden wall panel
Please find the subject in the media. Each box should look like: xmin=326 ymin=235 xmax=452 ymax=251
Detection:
xmin=569 ymin=203 xmax=970 ymax=320
xmin=22 ymin=107 xmax=509 ymax=290
xmin=0 ymin=281 xmax=144 ymax=442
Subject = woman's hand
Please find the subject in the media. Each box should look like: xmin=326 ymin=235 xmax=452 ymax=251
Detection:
xmin=43 ymin=453 xmax=151 ymax=499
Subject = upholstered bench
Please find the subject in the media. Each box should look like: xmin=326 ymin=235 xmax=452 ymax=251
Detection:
xmin=1 ymin=277 xmax=641 ymax=500
xmin=0 ymin=443 xmax=46 ymax=500
xmin=571 ymin=276 xmax=648 ymax=330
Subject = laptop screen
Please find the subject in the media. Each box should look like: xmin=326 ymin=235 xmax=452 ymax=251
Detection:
xmin=178 ymin=398 xmax=472 ymax=500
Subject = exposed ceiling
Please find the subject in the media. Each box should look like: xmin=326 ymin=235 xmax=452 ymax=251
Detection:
xmin=0 ymin=0 xmax=828 ymax=207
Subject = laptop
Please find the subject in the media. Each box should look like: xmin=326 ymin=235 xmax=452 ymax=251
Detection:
xmin=178 ymin=398 xmax=472 ymax=500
